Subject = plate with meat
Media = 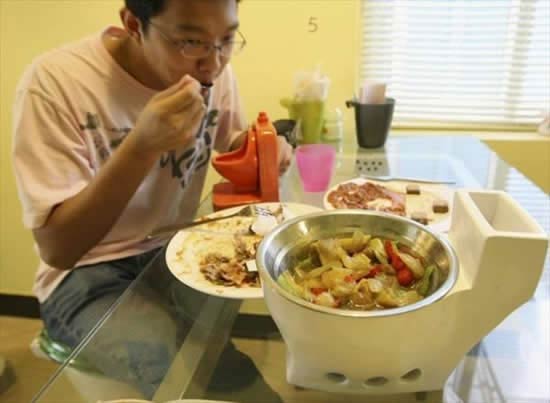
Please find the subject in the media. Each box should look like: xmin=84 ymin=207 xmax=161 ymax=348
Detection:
xmin=165 ymin=202 xmax=322 ymax=299
xmin=323 ymin=178 xmax=454 ymax=232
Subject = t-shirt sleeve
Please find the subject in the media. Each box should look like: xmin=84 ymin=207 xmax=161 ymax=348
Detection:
xmin=12 ymin=70 xmax=93 ymax=229
xmin=213 ymin=65 xmax=248 ymax=153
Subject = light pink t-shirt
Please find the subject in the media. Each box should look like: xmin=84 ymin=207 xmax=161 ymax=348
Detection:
xmin=12 ymin=27 xmax=246 ymax=303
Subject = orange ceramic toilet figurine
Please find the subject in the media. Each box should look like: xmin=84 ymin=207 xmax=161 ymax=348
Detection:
xmin=212 ymin=112 xmax=280 ymax=210
xmin=212 ymin=122 xmax=259 ymax=192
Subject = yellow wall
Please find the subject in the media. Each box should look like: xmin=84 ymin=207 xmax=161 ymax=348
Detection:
xmin=0 ymin=0 xmax=359 ymax=295
xmin=1 ymin=0 xmax=547 ymax=297
xmin=1 ymin=1 xmax=121 ymax=296
xmin=233 ymin=0 xmax=360 ymax=123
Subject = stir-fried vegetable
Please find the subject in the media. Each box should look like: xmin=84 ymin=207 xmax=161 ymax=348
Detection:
xmin=417 ymin=265 xmax=435 ymax=296
xmin=396 ymin=251 xmax=425 ymax=279
xmin=276 ymin=231 xmax=445 ymax=311
xmin=368 ymin=238 xmax=388 ymax=264
xmin=277 ymin=271 xmax=304 ymax=298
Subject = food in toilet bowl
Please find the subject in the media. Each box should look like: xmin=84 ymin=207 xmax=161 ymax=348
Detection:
xmin=277 ymin=230 xmax=444 ymax=310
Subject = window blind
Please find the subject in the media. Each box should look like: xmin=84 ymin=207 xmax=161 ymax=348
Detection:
xmin=361 ymin=0 xmax=550 ymax=129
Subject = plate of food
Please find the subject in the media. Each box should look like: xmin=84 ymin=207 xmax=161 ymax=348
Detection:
xmin=323 ymin=178 xmax=453 ymax=232
xmin=165 ymin=202 xmax=322 ymax=299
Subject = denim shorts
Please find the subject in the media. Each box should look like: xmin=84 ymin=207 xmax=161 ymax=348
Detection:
xmin=39 ymin=247 xmax=280 ymax=401
xmin=39 ymin=248 xmax=173 ymax=397
xmin=40 ymin=248 xmax=162 ymax=348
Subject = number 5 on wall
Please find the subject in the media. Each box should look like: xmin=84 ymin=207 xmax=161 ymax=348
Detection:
xmin=308 ymin=17 xmax=318 ymax=33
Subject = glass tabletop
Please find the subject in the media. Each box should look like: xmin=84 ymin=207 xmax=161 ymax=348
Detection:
xmin=33 ymin=135 xmax=550 ymax=403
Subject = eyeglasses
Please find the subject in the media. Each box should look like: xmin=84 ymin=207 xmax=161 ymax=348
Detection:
xmin=149 ymin=22 xmax=246 ymax=59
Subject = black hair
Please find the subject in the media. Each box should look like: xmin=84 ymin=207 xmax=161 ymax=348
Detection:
xmin=125 ymin=0 xmax=241 ymax=33
xmin=125 ymin=0 xmax=166 ymax=33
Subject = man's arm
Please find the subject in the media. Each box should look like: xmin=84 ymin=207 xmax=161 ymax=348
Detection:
xmin=33 ymin=136 xmax=158 ymax=270
xmin=32 ymin=76 xmax=206 ymax=270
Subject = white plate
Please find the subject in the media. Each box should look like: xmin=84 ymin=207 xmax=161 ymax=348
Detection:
xmin=323 ymin=178 xmax=454 ymax=233
xmin=165 ymin=202 xmax=322 ymax=299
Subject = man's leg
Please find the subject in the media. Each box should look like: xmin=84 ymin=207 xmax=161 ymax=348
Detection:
xmin=0 ymin=356 xmax=15 ymax=395
xmin=40 ymin=251 xmax=177 ymax=398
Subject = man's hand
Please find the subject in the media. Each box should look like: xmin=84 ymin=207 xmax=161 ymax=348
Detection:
xmin=277 ymin=135 xmax=293 ymax=175
xmin=130 ymin=75 xmax=206 ymax=157
xmin=32 ymin=75 xmax=207 ymax=270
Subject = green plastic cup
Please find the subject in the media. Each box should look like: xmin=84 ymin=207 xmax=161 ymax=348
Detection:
xmin=281 ymin=98 xmax=325 ymax=144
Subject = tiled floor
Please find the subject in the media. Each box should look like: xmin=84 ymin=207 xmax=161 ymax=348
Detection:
xmin=0 ymin=316 xmax=59 ymax=403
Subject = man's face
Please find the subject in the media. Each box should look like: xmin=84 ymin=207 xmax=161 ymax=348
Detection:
xmin=140 ymin=0 xmax=239 ymax=88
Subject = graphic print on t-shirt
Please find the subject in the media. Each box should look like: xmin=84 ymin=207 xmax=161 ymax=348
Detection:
xmin=80 ymin=106 xmax=220 ymax=190
xmin=80 ymin=112 xmax=132 ymax=161
xmin=108 ymin=126 xmax=132 ymax=149
xmin=160 ymin=108 xmax=219 ymax=189
xmin=79 ymin=112 xmax=110 ymax=161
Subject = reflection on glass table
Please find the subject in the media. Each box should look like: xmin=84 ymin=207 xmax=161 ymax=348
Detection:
xmin=33 ymin=136 xmax=549 ymax=403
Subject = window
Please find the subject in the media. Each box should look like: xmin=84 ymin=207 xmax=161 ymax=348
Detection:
xmin=361 ymin=0 xmax=550 ymax=129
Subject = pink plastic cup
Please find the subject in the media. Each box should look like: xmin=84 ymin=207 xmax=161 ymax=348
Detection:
xmin=295 ymin=144 xmax=336 ymax=192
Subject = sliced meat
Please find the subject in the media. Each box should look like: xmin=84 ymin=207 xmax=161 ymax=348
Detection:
xmin=327 ymin=181 xmax=406 ymax=215
xmin=199 ymin=237 xmax=260 ymax=288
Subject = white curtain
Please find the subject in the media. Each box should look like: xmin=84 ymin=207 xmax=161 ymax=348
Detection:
xmin=361 ymin=0 xmax=550 ymax=129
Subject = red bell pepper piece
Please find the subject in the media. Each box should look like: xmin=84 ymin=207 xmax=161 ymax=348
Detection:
xmin=397 ymin=268 xmax=414 ymax=286
xmin=366 ymin=265 xmax=383 ymax=278
xmin=385 ymin=240 xmax=406 ymax=271
xmin=344 ymin=274 xmax=355 ymax=283
xmin=311 ymin=287 xmax=328 ymax=296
